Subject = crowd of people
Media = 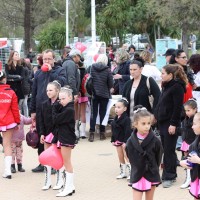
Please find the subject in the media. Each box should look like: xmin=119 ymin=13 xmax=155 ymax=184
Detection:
xmin=1 ymin=43 xmax=200 ymax=200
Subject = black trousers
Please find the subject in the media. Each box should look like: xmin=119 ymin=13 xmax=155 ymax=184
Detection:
xmin=89 ymin=97 xmax=109 ymax=133
xmin=36 ymin=108 xmax=44 ymax=155
xmin=158 ymin=121 xmax=178 ymax=180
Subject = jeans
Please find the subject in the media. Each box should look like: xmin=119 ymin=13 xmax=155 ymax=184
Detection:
xmin=89 ymin=97 xmax=109 ymax=133
xmin=158 ymin=121 xmax=178 ymax=180
xmin=19 ymin=95 xmax=29 ymax=117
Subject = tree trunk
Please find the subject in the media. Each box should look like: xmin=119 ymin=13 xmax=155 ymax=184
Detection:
xmin=182 ymin=23 xmax=189 ymax=56
xmin=24 ymin=0 xmax=32 ymax=55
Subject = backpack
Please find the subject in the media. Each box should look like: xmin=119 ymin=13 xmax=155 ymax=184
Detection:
xmin=81 ymin=66 xmax=93 ymax=97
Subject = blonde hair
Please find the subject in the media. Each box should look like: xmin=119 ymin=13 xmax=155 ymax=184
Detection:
xmin=140 ymin=50 xmax=152 ymax=64
xmin=194 ymin=113 xmax=200 ymax=121
xmin=96 ymin=54 xmax=108 ymax=65
xmin=59 ymin=85 xmax=73 ymax=97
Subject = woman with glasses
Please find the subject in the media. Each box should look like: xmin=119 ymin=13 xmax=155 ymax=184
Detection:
xmin=169 ymin=49 xmax=195 ymax=102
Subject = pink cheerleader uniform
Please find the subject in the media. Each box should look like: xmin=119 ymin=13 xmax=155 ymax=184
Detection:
xmin=180 ymin=116 xmax=196 ymax=152
xmin=188 ymin=136 xmax=200 ymax=199
xmin=126 ymin=130 xmax=163 ymax=191
xmin=39 ymin=99 xmax=56 ymax=144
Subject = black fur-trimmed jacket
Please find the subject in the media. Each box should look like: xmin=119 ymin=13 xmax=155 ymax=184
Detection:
xmin=126 ymin=129 xmax=163 ymax=183
xmin=111 ymin=112 xmax=132 ymax=143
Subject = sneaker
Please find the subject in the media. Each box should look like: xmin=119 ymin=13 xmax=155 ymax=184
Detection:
xmin=32 ymin=164 xmax=44 ymax=173
xmin=162 ymin=180 xmax=175 ymax=188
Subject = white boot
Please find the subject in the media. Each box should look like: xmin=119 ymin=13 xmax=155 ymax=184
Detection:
xmin=180 ymin=169 xmax=191 ymax=189
xmin=116 ymin=163 xmax=127 ymax=179
xmin=53 ymin=169 xmax=64 ymax=190
xmin=80 ymin=123 xmax=86 ymax=138
xmin=126 ymin=163 xmax=131 ymax=180
xmin=42 ymin=166 xmax=52 ymax=190
xmin=2 ymin=156 xmax=12 ymax=179
xmin=75 ymin=120 xmax=79 ymax=138
xmin=56 ymin=171 xmax=75 ymax=197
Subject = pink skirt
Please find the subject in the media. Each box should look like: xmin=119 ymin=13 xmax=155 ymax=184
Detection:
xmin=181 ymin=141 xmax=190 ymax=152
xmin=44 ymin=133 xmax=54 ymax=144
xmin=113 ymin=140 xmax=123 ymax=147
xmin=131 ymin=177 xmax=160 ymax=191
xmin=0 ymin=123 xmax=17 ymax=132
xmin=57 ymin=141 xmax=75 ymax=149
xmin=190 ymin=178 xmax=200 ymax=199
xmin=78 ymin=97 xmax=88 ymax=104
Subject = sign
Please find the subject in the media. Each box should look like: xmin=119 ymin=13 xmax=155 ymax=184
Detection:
xmin=0 ymin=38 xmax=8 ymax=49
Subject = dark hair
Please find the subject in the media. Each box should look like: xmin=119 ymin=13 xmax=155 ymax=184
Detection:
xmin=132 ymin=105 xmax=152 ymax=123
xmin=163 ymin=64 xmax=188 ymax=84
xmin=36 ymin=54 xmax=43 ymax=66
xmin=130 ymin=57 xmax=145 ymax=68
xmin=188 ymin=54 xmax=200 ymax=74
xmin=0 ymin=71 xmax=6 ymax=82
xmin=134 ymin=53 xmax=140 ymax=59
xmin=184 ymin=98 xmax=197 ymax=109
xmin=128 ymin=45 xmax=136 ymax=52
xmin=169 ymin=49 xmax=184 ymax=64
xmin=7 ymin=51 xmax=21 ymax=70
xmin=117 ymin=98 xmax=129 ymax=107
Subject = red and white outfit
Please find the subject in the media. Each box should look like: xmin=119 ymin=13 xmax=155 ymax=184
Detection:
xmin=0 ymin=83 xmax=20 ymax=179
xmin=0 ymin=84 xmax=20 ymax=130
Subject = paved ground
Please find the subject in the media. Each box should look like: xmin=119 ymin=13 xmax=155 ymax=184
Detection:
xmin=0 ymin=127 xmax=192 ymax=200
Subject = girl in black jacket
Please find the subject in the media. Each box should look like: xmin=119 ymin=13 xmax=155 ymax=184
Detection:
xmin=111 ymin=98 xmax=132 ymax=180
xmin=180 ymin=113 xmax=200 ymax=200
xmin=154 ymin=64 xmax=187 ymax=188
xmin=179 ymin=99 xmax=197 ymax=189
xmin=126 ymin=107 xmax=162 ymax=200
xmin=52 ymin=87 xmax=76 ymax=197
xmin=39 ymin=81 xmax=62 ymax=191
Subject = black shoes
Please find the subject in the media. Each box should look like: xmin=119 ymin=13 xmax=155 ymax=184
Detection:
xmin=32 ymin=164 xmax=44 ymax=173
xmin=18 ymin=164 xmax=25 ymax=172
xmin=88 ymin=132 xmax=94 ymax=142
xmin=11 ymin=164 xmax=16 ymax=173
xmin=100 ymin=132 xmax=106 ymax=140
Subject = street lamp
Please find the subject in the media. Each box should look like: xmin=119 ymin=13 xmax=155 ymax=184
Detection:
xmin=66 ymin=0 xmax=69 ymax=45
xmin=91 ymin=0 xmax=96 ymax=44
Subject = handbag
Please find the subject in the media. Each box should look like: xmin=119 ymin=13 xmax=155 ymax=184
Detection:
xmin=26 ymin=125 xmax=39 ymax=149
xmin=146 ymin=77 xmax=154 ymax=109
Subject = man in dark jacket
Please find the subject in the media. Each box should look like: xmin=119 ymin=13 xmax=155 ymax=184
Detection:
xmin=30 ymin=49 xmax=66 ymax=172
xmin=62 ymin=49 xmax=81 ymax=102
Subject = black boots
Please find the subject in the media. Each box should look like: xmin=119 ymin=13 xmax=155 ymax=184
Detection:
xmin=11 ymin=164 xmax=16 ymax=173
xmin=100 ymin=132 xmax=106 ymax=140
xmin=18 ymin=164 xmax=25 ymax=172
xmin=11 ymin=164 xmax=25 ymax=173
xmin=88 ymin=132 xmax=94 ymax=142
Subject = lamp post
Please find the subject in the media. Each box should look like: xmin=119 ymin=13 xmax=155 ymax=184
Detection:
xmin=91 ymin=0 xmax=96 ymax=45
xmin=66 ymin=0 xmax=69 ymax=45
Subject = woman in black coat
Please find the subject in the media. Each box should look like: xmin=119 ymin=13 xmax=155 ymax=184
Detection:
xmin=88 ymin=54 xmax=113 ymax=142
xmin=154 ymin=64 xmax=187 ymax=188
xmin=122 ymin=58 xmax=161 ymax=120
xmin=5 ymin=51 xmax=24 ymax=102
